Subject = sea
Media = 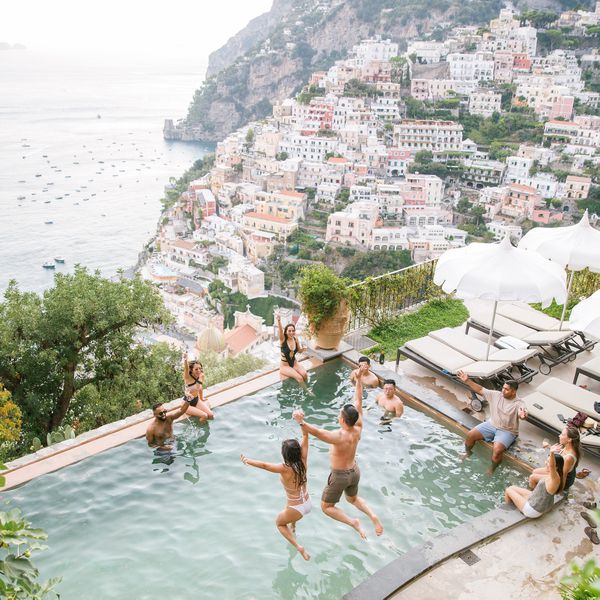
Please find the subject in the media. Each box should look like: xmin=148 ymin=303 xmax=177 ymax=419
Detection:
xmin=0 ymin=50 xmax=213 ymax=294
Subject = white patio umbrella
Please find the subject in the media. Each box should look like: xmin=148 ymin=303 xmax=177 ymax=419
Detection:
xmin=518 ymin=210 xmax=600 ymax=329
xmin=434 ymin=235 xmax=567 ymax=359
xmin=568 ymin=289 xmax=600 ymax=339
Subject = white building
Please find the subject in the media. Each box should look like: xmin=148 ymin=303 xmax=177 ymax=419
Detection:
xmin=468 ymin=90 xmax=502 ymax=117
xmin=393 ymin=120 xmax=463 ymax=153
xmin=369 ymin=227 xmax=409 ymax=251
xmin=447 ymin=52 xmax=494 ymax=82
xmin=487 ymin=221 xmax=523 ymax=241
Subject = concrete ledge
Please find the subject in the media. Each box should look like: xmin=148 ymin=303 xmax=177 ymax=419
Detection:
xmin=307 ymin=340 xmax=353 ymax=362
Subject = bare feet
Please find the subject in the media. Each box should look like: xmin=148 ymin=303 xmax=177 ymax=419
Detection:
xmin=461 ymin=451 xmax=472 ymax=462
xmin=351 ymin=518 xmax=367 ymax=540
xmin=372 ymin=516 xmax=384 ymax=536
xmin=298 ymin=545 xmax=311 ymax=560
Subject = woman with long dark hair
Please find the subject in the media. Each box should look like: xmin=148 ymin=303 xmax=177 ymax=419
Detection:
xmin=277 ymin=314 xmax=308 ymax=384
xmin=505 ymin=452 xmax=565 ymax=518
xmin=528 ymin=426 xmax=580 ymax=491
xmin=241 ymin=429 xmax=312 ymax=560
xmin=182 ymin=352 xmax=214 ymax=421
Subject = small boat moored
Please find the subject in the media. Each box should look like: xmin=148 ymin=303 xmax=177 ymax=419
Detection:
xmin=42 ymin=261 xmax=56 ymax=269
xmin=54 ymin=256 xmax=65 ymax=263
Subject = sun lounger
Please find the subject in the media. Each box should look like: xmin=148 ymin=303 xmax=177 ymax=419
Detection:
xmin=498 ymin=303 xmax=597 ymax=353
xmin=466 ymin=312 xmax=577 ymax=375
xmin=536 ymin=377 xmax=600 ymax=421
xmin=523 ymin=392 xmax=600 ymax=455
xmin=397 ymin=336 xmax=514 ymax=410
xmin=574 ymin=356 xmax=600 ymax=386
xmin=428 ymin=327 xmax=539 ymax=383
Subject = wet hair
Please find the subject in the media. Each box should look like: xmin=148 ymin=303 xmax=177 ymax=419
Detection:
xmin=188 ymin=360 xmax=203 ymax=378
xmin=152 ymin=402 xmax=164 ymax=413
xmin=281 ymin=439 xmax=307 ymax=488
xmin=358 ymin=356 xmax=370 ymax=364
xmin=341 ymin=404 xmax=359 ymax=426
xmin=565 ymin=426 xmax=581 ymax=468
xmin=284 ymin=324 xmax=295 ymax=339
xmin=553 ymin=453 xmax=565 ymax=493
xmin=383 ymin=379 xmax=396 ymax=387
xmin=505 ymin=380 xmax=519 ymax=391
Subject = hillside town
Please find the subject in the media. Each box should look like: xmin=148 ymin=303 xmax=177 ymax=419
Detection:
xmin=153 ymin=3 xmax=600 ymax=359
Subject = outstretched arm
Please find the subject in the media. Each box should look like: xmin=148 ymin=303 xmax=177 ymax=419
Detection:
xmin=240 ymin=454 xmax=285 ymax=474
xmin=457 ymin=370 xmax=484 ymax=395
xmin=170 ymin=397 xmax=191 ymax=420
xmin=293 ymin=409 xmax=340 ymax=444
xmin=300 ymin=426 xmax=309 ymax=465
xmin=183 ymin=351 xmax=189 ymax=380
xmin=277 ymin=314 xmax=285 ymax=344
xmin=354 ymin=376 xmax=364 ymax=426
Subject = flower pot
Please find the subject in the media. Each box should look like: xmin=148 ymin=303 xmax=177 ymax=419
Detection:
xmin=314 ymin=300 xmax=349 ymax=350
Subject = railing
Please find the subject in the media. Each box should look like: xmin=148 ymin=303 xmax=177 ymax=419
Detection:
xmin=347 ymin=259 xmax=440 ymax=332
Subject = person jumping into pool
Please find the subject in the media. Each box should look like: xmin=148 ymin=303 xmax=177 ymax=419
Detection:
xmin=240 ymin=429 xmax=312 ymax=561
xmin=350 ymin=356 xmax=379 ymax=387
xmin=375 ymin=379 xmax=404 ymax=423
xmin=183 ymin=351 xmax=214 ymax=421
xmin=146 ymin=397 xmax=191 ymax=451
xmin=277 ymin=314 xmax=308 ymax=384
xmin=292 ymin=376 xmax=383 ymax=539
xmin=457 ymin=371 xmax=528 ymax=475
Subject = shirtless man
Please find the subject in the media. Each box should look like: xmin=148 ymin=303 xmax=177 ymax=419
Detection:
xmin=350 ymin=356 xmax=379 ymax=388
xmin=376 ymin=379 xmax=404 ymax=422
xmin=293 ymin=376 xmax=383 ymax=539
xmin=146 ymin=398 xmax=190 ymax=451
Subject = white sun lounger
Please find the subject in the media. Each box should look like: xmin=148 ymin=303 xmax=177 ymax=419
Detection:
xmin=466 ymin=312 xmax=577 ymax=374
xmin=428 ymin=327 xmax=539 ymax=383
xmin=536 ymin=377 xmax=600 ymax=421
xmin=574 ymin=356 xmax=600 ymax=386
xmin=524 ymin=391 xmax=600 ymax=454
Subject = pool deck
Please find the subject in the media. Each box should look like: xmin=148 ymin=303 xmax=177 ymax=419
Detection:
xmin=376 ymin=299 xmax=600 ymax=600
xmin=0 ymin=357 xmax=322 ymax=491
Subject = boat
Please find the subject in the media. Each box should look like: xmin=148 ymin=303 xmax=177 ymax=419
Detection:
xmin=42 ymin=261 xmax=55 ymax=269
xmin=17 ymin=195 xmax=26 ymax=200
xmin=54 ymin=256 xmax=65 ymax=263
xmin=44 ymin=221 xmax=53 ymax=225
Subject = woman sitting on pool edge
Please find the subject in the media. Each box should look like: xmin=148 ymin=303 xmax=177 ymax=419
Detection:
xmin=504 ymin=452 xmax=564 ymax=518
xmin=182 ymin=352 xmax=214 ymax=421
xmin=277 ymin=314 xmax=308 ymax=384
xmin=240 ymin=429 xmax=312 ymax=561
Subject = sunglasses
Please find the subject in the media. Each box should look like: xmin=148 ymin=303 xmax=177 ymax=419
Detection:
xmin=157 ymin=410 xmax=167 ymax=416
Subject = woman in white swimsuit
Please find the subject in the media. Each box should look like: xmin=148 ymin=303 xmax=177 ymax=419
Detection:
xmin=241 ymin=429 xmax=312 ymax=560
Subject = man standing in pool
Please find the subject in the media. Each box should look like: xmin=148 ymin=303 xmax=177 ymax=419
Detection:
xmin=292 ymin=376 xmax=383 ymax=539
xmin=457 ymin=371 xmax=527 ymax=475
xmin=146 ymin=397 xmax=191 ymax=451
xmin=350 ymin=356 xmax=379 ymax=387
xmin=376 ymin=379 xmax=404 ymax=422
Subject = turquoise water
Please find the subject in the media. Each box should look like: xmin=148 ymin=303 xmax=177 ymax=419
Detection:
xmin=3 ymin=360 xmax=526 ymax=599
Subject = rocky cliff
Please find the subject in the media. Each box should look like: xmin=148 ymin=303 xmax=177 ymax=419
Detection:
xmin=166 ymin=0 xmax=590 ymax=143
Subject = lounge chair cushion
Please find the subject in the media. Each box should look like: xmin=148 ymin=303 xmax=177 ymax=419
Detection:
xmin=579 ymin=356 xmax=600 ymax=378
xmin=498 ymin=303 xmax=563 ymax=331
xmin=470 ymin=313 xmax=535 ymax=339
xmin=461 ymin=361 xmax=513 ymax=378
xmin=429 ymin=327 xmax=500 ymax=361
xmin=522 ymin=331 xmax=573 ymax=345
xmin=523 ymin=392 xmax=600 ymax=449
xmin=491 ymin=348 xmax=539 ymax=363
xmin=536 ymin=377 xmax=600 ymax=420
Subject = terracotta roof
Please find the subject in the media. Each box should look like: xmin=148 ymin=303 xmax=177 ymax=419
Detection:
xmin=510 ymin=183 xmax=538 ymax=194
xmin=327 ymin=157 xmax=348 ymax=164
xmin=172 ymin=240 xmax=195 ymax=250
xmin=566 ymin=175 xmax=591 ymax=183
xmin=244 ymin=211 xmax=292 ymax=224
xmin=546 ymin=119 xmax=578 ymax=126
xmin=224 ymin=324 xmax=257 ymax=355
xmin=280 ymin=190 xmax=305 ymax=198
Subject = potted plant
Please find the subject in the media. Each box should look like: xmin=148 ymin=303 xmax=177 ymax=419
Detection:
xmin=298 ymin=264 xmax=350 ymax=350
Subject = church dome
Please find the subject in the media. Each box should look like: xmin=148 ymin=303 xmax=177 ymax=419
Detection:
xmin=196 ymin=325 xmax=226 ymax=353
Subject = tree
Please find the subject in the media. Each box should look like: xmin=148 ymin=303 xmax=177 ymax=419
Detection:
xmin=341 ymin=250 xmax=413 ymax=280
xmin=0 ymin=268 xmax=172 ymax=437
xmin=0 ymin=386 xmax=22 ymax=462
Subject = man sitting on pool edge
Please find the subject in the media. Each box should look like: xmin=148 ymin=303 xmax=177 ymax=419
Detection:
xmin=350 ymin=356 xmax=379 ymax=387
xmin=457 ymin=371 xmax=527 ymax=475
xmin=376 ymin=379 xmax=404 ymax=423
xmin=146 ymin=397 xmax=191 ymax=451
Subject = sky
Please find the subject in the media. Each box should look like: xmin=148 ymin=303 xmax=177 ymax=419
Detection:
xmin=1 ymin=0 xmax=274 ymax=59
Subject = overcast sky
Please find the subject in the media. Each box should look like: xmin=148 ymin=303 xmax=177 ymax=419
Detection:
xmin=2 ymin=0 xmax=273 ymax=58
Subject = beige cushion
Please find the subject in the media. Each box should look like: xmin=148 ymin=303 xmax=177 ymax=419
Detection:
xmin=537 ymin=377 xmax=600 ymax=420
xmin=405 ymin=336 xmax=471 ymax=372
xmin=429 ymin=327 xmax=500 ymax=361
xmin=470 ymin=313 xmax=535 ymax=339
xmin=461 ymin=360 xmax=513 ymax=378
xmin=522 ymin=330 xmax=573 ymax=345
xmin=498 ymin=303 xmax=563 ymax=331
xmin=580 ymin=356 xmax=600 ymax=378
xmin=491 ymin=348 xmax=539 ymax=363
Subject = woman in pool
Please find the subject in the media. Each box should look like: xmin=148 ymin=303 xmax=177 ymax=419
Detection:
xmin=504 ymin=452 xmax=564 ymax=518
xmin=528 ymin=425 xmax=580 ymax=492
xmin=182 ymin=352 xmax=214 ymax=421
xmin=240 ymin=430 xmax=312 ymax=561
xmin=277 ymin=314 xmax=308 ymax=384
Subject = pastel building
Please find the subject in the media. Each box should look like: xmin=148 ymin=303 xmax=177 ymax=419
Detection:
xmin=325 ymin=201 xmax=380 ymax=247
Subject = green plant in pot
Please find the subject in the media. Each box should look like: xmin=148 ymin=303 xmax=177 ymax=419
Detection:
xmin=298 ymin=264 xmax=351 ymax=350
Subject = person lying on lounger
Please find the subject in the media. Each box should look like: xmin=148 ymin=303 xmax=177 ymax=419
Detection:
xmin=240 ymin=429 xmax=312 ymax=561
xmin=504 ymin=452 xmax=564 ymax=518
xmin=457 ymin=371 xmax=527 ymax=475
xmin=146 ymin=398 xmax=191 ymax=451
xmin=350 ymin=356 xmax=379 ymax=388
xmin=376 ymin=379 xmax=404 ymax=422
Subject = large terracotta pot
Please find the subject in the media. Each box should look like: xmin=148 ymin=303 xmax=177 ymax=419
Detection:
xmin=314 ymin=300 xmax=350 ymax=350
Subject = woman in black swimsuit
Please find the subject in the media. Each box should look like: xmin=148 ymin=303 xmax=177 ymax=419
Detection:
xmin=182 ymin=352 xmax=214 ymax=421
xmin=277 ymin=315 xmax=308 ymax=383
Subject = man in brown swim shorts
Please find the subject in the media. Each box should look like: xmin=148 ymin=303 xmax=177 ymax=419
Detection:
xmin=293 ymin=376 xmax=383 ymax=539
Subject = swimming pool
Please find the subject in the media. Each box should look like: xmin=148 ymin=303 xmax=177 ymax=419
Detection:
xmin=3 ymin=359 xmax=526 ymax=599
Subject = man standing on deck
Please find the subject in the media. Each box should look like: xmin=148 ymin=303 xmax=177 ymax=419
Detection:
xmin=146 ymin=397 xmax=191 ymax=451
xmin=292 ymin=376 xmax=383 ymax=538
xmin=457 ymin=371 xmax=527 ymax=475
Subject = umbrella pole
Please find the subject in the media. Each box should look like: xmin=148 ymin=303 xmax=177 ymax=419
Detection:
xmin=486 ymin=300 xmax=498 ymax=361
xmin=559 ymin=270 xmax=574 ymax=331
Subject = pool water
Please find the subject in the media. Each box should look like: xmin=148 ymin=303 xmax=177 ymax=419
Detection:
xmin=4 ymin=360 xmax=526 ymax=599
